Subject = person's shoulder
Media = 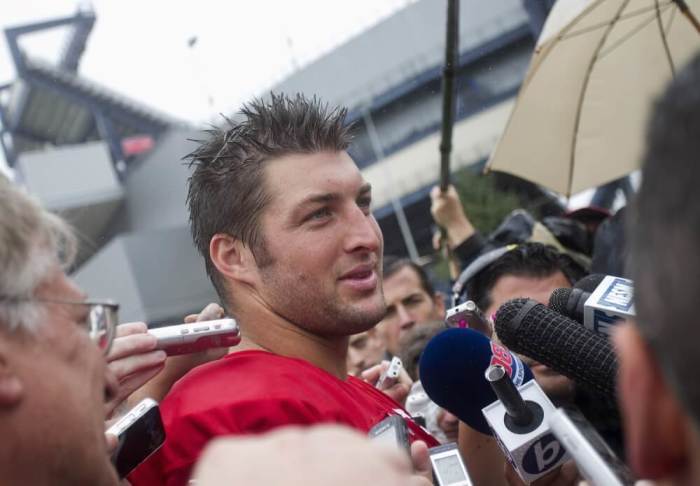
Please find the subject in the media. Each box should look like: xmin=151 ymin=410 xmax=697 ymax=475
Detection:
xmin=165 ymin=350 xmax=337 ymax=408
xmin=158 ymin=350 xmax=359 ymax=435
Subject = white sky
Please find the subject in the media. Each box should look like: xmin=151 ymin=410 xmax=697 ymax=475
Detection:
xmin=1 ymin=0 xmax=414 ymax=122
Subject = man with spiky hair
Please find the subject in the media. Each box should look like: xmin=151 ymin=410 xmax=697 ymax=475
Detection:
xmin=131 ymin=94 xmax=436 ymax=486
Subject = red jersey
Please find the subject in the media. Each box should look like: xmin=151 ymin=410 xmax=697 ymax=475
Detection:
xmin=129 ymin=350 xmax=437 ymax=486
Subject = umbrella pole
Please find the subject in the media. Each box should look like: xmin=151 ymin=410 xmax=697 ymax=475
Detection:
xmin=439 ymin=0 xmax=460 ymax=279
xmin=673 ymin=0 xmax=700 ymax=34
xmin=439 ymin=0 xmax=459 ymax=193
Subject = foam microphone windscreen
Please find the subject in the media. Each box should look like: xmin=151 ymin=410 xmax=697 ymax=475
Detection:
xmin=420 ymin=327 xmax=533 ymax=435
xmin=494 ymin=298 xmax=617 ymax=398
xmin=549 ymin=274 xmax=605 ymax=321
xmin=548 ymin=287 xmax=589 ymax=322
xmin=574 ymin=274 xmax=606 ymax=292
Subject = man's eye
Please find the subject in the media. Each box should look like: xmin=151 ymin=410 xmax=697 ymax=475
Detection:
xmin=306 ymin=208 xmax=331 ymax=221
xmin=76 ymin=310 xmax=90 ymax=328
xmin=351 ymin=338 xmax=367 ymax=349
xmin=406 ymin=295 xmax=424 ymax=307
xmin=357 ymin=197 xmax=372 ymax=212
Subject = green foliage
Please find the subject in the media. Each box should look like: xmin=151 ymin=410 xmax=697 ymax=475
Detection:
xmin=451 ymin=168 xmax=522 ymax=234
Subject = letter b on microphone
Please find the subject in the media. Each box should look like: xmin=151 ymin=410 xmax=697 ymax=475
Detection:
xmin=522 ymin=433 xmax=566 ymax=475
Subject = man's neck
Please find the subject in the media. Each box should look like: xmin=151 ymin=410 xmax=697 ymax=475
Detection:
xmin=232 ymin=301 xmax=350 ymax=380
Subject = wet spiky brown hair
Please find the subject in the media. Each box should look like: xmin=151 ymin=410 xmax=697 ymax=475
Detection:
xmin=186 ymin=93 xmax=353 ymax=305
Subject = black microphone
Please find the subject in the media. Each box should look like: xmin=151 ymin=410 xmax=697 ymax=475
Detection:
xmin=549 ymin=287 xmax=590 ymax=323
xmin=574 ymin=274 xmax=606 ymax=292
xmin=548 ymin=274 xmax=606 ymax=322
xmin=494 ymin=298 xmax=617 ymax=398
xmin=550 ymin=274 xmax=634 ymax=336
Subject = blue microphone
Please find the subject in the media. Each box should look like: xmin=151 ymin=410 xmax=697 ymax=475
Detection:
xmin=419 ymin=327 xmax=534 ymax=435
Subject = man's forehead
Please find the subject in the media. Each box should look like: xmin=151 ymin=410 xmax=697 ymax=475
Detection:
xmin=35 ymin=266 xmax=86 ymax=301
xmin=350 ymin=331 xmax=368 ymax=341
xmin=263 ymin=151 xmax=365 ymax=201
xmin=490 ymin=271 xmax=570 ymax=308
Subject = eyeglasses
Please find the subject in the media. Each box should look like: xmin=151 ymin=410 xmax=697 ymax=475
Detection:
xmin=79 ymin=299 xmax=119 ymax=355
xmin=0 ymin=297 xmax=119 ymax=355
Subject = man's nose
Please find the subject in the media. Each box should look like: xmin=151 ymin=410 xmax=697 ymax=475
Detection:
xmin=397 ymin=305 xmax=415 ymax=328
xmin=344 ymin=207 xmax=382 ymax=254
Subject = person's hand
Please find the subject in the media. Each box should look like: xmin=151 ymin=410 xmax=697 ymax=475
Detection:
xmin=436 ymin=408 xmax=460 ymax=442
xmin=165 ymin=303 xmax=229 ymax=376
xmin=504 ymin=460 xmax=580 ymax=486
xmin=192 ymin=425 xmax=431 ymax=486
xmin=105 ymin=322 xmax=166 ymax=418
xmin=361 ymin=360 xmax=413 ymax=406
xmin=104 ymin=431 xmax=133 ymax=485
xmin=126 ymin=303 xmax=228 ymax=407
xmin=430 ymin=185 xmax=475 ymax=248
xmin=409 ymin=440 xmax=434 ymax=484
xmin=105 ymin=430 xmax=119 ymax=456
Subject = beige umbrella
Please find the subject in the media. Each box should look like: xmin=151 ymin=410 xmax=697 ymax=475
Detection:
xmin=486 ymin=0 xmax=700 ymax=197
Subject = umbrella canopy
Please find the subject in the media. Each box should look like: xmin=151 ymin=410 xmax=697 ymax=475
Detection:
xmin=487 ymin=0 xmax=700 ymax=197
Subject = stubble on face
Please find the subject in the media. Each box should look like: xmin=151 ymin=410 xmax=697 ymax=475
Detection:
xmin=258 ymin=256 xmax=386 ymax=337
xmin=252 ymin=151 xmax=387 ymax=338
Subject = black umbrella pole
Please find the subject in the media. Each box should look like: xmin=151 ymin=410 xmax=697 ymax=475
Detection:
xmin=438 ymin=0 xmax=460 ymax=279
xmin=439 ymin=0 xmax=459 ymax=192
xmin=673 ymin=0 xmax=700 ymax=34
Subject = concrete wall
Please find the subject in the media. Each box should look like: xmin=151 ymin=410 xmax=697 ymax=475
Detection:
xmin=18 ymin=140 xmax=122 ymax=211
xmin=272 ymin=0 xmax=528 ymax=111
xmin=118 ymin=128 xmax=201 ymax=233
xmin=17 ymin=140 xmax=124 ymax=261
xmin=74 ymin=225 xmax=218 ymax=325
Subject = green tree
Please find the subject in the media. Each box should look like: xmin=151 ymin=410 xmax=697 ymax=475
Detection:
xmin=451 ymin=168 xmax=522 ymax=234
xmin=429 ymin=166 xmax=539 ymax=282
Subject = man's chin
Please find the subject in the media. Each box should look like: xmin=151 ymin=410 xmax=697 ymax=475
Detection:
xmin=351 ymin=294 xmax=385 ymax=319
xmin=340 ymin=307 xmax=386 ymax=335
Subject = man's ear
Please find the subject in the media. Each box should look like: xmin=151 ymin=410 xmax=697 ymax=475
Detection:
xmin=210 ymin=233 xmax=259 ymax=287
xmin=0 ymin=342 xmax=24 ymax=408
xmin=614 ymin=322 xmax=688 ymax=479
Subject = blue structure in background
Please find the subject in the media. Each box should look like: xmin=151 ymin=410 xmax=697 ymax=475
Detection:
xmin=0 ymin=7 xmax=179 ymax=175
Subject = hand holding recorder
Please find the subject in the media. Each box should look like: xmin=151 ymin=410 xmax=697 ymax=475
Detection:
xmin=361 ymin=357 xmax=413 ymax=406
xmin=149 ymin=318 xmax=240 ymax=356
xmin=106 ymin=398 xmax=166 ymax=479
xmin=126 ymin=304 xmax=240 ymax=408
xmin=105 ymin=321 xmax=167 ymax=418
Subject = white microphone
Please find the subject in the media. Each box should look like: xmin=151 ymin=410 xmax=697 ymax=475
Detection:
xmin=482 ymin=365 xmax=568 ymax=484
xmin=583 ymin=276 xmax=634 ymax=335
